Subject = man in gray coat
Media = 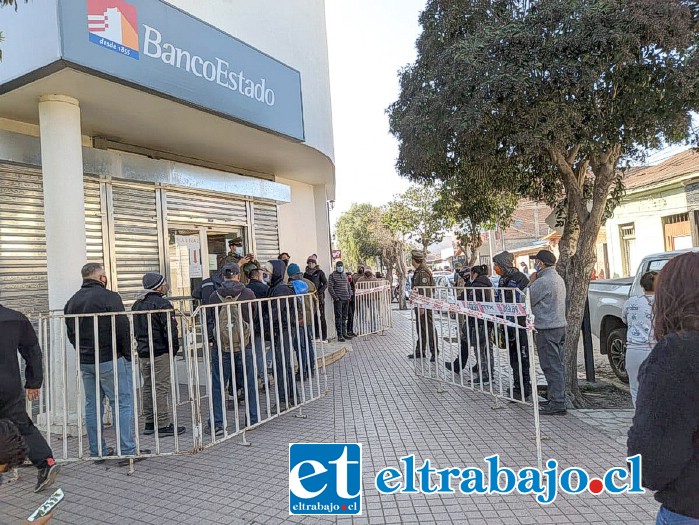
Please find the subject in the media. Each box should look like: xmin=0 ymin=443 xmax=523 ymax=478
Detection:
xmin=528 ymin=250 xmax=567 ymax=416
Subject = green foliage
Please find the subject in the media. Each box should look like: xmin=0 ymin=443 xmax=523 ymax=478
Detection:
xmin=335 ymin=203 xmax=384 ymax=270
xmin=389 ymin=0 xmax=699 ymax=405
xmin=383 ymin=185 xmax=450 ymax=251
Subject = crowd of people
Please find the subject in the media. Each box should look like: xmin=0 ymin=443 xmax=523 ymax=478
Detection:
xmin=3 ymin=237 xmax=697 ymax=523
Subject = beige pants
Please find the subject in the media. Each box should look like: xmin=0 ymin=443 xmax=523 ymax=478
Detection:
xmin=141 ymin=353 xmax=172 ymax=428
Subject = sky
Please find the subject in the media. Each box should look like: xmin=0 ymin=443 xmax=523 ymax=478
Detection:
xmin=325 ymin=0 xmax=427 ymax=228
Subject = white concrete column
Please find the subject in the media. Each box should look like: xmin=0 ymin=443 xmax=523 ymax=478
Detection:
xmin=39 ymin=95 xmax=86 ymax=434
xmin=39 ymin=95 xmax=87 ymax=309
xmin=313 ymin=184 xmax=336 ymax=340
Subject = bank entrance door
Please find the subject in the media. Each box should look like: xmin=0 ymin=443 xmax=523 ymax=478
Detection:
xmin=167 ymin=226 xmax=246 ymax=302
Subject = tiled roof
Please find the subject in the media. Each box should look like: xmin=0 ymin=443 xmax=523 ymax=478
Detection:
xmin=623 ymin=149 xmax=699 ymax=190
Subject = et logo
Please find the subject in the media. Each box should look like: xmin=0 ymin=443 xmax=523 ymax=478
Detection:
xmin=289 ymin=443 xmax=362 ymax=515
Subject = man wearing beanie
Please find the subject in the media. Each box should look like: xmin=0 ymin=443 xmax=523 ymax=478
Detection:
xmin=492 ymin=251 xmax=532 ymax=401
xmin=304 ymin=256 xmax=328 ymax=343
xmin=132 ymin=273 xmax=186 ymax=437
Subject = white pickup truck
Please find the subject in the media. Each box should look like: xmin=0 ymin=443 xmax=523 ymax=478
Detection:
xmin=588 ymin=248 xmax=697 ymax=382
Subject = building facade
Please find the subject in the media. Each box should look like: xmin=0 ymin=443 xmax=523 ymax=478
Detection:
xmin=0 ymin=1 xmax=335 ymax=320
xmin=604 ymin=150 xmax=698 ymax=278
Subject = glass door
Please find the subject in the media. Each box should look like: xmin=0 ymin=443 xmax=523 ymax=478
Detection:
xmin=205 ymin=228 xmax=246 ymax=278
xmin=168 ymin=227 xmax=205 ymax=300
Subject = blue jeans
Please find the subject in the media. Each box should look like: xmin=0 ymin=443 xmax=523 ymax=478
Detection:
xmin=210 ymin=343 xmax=232 ymax=429
xmin=80 ymin=357 xmax=136 ymax=456
xmin=657 ymin=507 xmax=699 ymax=524
xmin=294 ymin=325 xmax=316 ymax=378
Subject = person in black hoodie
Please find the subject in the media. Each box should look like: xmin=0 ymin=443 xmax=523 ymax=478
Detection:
xmin=247 ymin=266 xmax=272 ymax=390
xmin=628 ymin=252 xmax=699 ymax=523
xmin=304 ymin=257 xmax=328 ymax=342
xmin=264 ymin=260 xmax=297 ymax=410
xmin=64 ymin=263 xmax=139 ymax=461
xmin=131 ymin=273 xmax=185 ymax=438
xmin=493 ymin=251 xmax=532 ymax=401
xmin=445 ymin=265 xmax=494 ymax=383
xmin=0 ymin=305 xmax=59 ymax=493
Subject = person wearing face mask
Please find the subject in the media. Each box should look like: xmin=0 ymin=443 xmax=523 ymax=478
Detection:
xmin=221 ymin=237 xmax=245 ymax=265
xmin=304 ymin=257 xmax=328 ymax=343
xmin=492 ymin=251 xmax=531 ymax=401
xmin=407 ymin=250 xmax=439 ymax=362
xmin=527 ymin=250 xmax=567 ymax=415
xmin=328 ymin=261 xmax=352 ymax=342
xmin=132 ymin=273 xmax=185 ymax=437
xmin=64 ymin=263 xmax=143 ymax=464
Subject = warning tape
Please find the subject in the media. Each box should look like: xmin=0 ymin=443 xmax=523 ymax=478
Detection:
xmin=409 ymin=290 xmax=535 ymax=332
xmin=354 ymin=284 xmax=392 ymax=297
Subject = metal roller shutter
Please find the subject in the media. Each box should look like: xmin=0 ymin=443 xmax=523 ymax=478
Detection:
xmin=111 ymin=182 xmax=162 ymax=304
xmin=254 ymin=202 xmax=280 ymax=263
xmin=0 ymin=166 xmax=48 ymax=318
xmin=84 ymin=177 xmax=104 ymax=266
xmin=165 ymin=188 xmax=247 ymax=225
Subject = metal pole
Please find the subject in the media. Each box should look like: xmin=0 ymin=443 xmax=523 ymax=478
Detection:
xmin=582 ymin=299 xmax=595 ymax=383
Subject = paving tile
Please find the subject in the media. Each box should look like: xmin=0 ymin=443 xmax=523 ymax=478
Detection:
xmin=1 ymin=309 xmax=659 ymax=524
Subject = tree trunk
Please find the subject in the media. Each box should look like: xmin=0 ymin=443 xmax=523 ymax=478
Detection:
xmin=556 ymin=204 xmax=579 ymax=286
xmin=558 ymin=152 xmax=617 ymax=408
xmin=467 ymin=230 xmax=483 ymax=267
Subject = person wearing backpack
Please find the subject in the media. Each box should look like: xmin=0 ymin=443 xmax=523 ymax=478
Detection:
xmin=288 ymin=264 xmax=317 ymax=382
xmin=206 ymin=263 xmax=258 ymax=434
xmin=264 ymin=260 xmax=297 ymax=410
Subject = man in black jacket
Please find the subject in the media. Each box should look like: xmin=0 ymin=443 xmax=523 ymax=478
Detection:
xmin=132 ymin=273 xmax=185 ymax=438
xmin=0 ymin=305 xmax=59 ymax=492
xmin=264 ymin=260 xmax=297 ymax=409
xmin=328 ymin=261 xmax=353 ymax=342
xmin=304 ymin=257 xmax=328 ymax=342
xmin=493 ymin=251 xmax=532 ymax=401
xmin=64 ymin=263 xmax=138 ymax=460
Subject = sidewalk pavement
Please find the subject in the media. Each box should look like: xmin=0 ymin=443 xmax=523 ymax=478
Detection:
xmin=1 ymin=310 xmax=657 ymax=524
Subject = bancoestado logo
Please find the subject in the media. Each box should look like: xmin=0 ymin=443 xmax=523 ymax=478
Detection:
xmin=86 ymin=0 xmax=276 ymax=106
xmin=289 ymin=444 xmax=362 ymax=516
xmin=87 ymin=0 xmax=140 ymax=59
xmin=288 ymin=445 xmax=645 ymax=516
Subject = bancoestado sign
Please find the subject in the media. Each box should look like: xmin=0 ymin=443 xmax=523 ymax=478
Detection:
xmin=58 ymin=0 xmax=304 ymax=140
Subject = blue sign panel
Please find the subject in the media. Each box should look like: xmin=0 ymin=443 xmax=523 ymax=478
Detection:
xmin=58 ymin=0 xmax=304 ymax=140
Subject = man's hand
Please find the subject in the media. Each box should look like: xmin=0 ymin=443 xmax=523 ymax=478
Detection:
xmin=528 ymin=272 xmax=538 ymax=284
xmin=26 ymin=388 xmax=40 ymax=401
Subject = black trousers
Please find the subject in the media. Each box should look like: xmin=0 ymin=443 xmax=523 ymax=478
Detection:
xmin=506 ymin=325 xmax=531 ymax=395
xmin=333 ymin=299 xmax=349 ymax=338
xmin=454 ymin=319 xmax=493 ymax=375
xmin=347 ymin=297 xmax=355 ymax=334
xmin=314 ymin=299 xmax=328 ymax=340
xmin=0 ymin=393 xmax=53 ymax=469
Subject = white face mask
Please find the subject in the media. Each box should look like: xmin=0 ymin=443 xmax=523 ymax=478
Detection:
xmin=234 ymin=246 xmax=243 ymax=256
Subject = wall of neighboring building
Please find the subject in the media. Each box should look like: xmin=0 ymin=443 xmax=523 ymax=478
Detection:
xmin=605 ymin=186 xmax=688 ymax=278
xmin=686 ymin=180 xmax=699 ymax=247
xmin=165 ymin=0 xmax=335 ymax=166
xmin=276 ymin=177 xmax=320 ymax=265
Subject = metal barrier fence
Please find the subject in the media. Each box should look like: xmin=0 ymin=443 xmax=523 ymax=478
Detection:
xmin=410 ymin=286 xmax=542 ymax=469
xmin=30 ymin=292 xmax=327 ymax=471
xmin=353 ymin=280 xmax=393 ymax=337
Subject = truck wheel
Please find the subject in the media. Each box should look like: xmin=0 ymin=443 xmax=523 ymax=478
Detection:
xmin=607 ymin=328 xmax=629 ymax=384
